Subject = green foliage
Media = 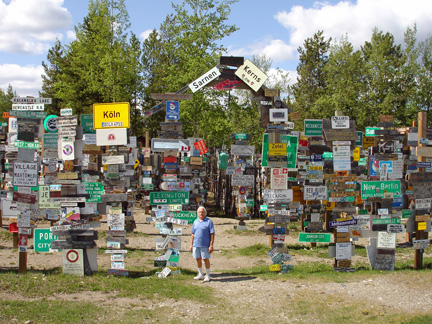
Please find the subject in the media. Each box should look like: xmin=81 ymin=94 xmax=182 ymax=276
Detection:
xmin=0 ymin=85 xmax=15 ymax=123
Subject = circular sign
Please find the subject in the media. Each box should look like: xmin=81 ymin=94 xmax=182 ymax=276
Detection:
xmin=63 ymin=160 xmax=74 ymax=172
xmin=63 ymin=144 xmax=73 ymax=156
xmin=48 ymin=163 xmax=57 ymax=173
xmin=66 ymin=250 xmax=79 ymax=263
xmin=44 ymin=115 xmax=58 ymax=133
xmin=239 ymin=186 xmax=246 ymax=195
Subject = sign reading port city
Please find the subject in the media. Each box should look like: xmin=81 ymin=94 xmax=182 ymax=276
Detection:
xmin=235 ymin=59 xmax=268 ymax=92
xmin=93 ymin=102 xmax=130 ymax=129
xmin=189 ymin=66 xmax=221 ymax=93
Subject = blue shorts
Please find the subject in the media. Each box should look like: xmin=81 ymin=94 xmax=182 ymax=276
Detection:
xmin=193 ymin=247 xmax=211 ymax=259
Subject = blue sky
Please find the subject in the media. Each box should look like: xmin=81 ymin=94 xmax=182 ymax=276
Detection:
xmin=1 ymin=0 xmax=432 ymax=96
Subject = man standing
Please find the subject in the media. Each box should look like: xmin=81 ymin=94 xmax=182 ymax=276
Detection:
xmin=189 ymin=206 xmax=215 ymax=282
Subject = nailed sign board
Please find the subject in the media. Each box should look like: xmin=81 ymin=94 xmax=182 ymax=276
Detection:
xmin=304 ymin=119 xmax=323 ymax=137
xmin=299 ymin=233 xmax=331 ymax=243
xmin=377 ymin=232 xmax=396 ymax=249
xmin=93 ymin=102 xmax=130 ymax=129
xmin=189 ymin=66 xmax=221 ymax=93
xmin=151 ymin=138 xmax=189 ymax=152
xmin=96 ymin=128 xmax=127 ymax=146
xmin=62 ymin=249 xmax=84 ymax=276
xmin=235 ymin=59 xmax=268 ymax=92
xmin=231 ymin=145 xmax=255 ymax=156
xmin=303 ymin=185 xmax=328 ymax=201
xmin=232 ymin=174 xmax=255 ymax=187
xmin=13 ymin=162 xmax=38 ymax=187
xmin=331 ymin=116 xmax=349 ymax=129
xmin=11 ymin=97 xmax=51 ymax=104
xmin=56 ymin=116 xmax=78 ymax=127
xmin=12 ymin=104 xmax=44 ymax=111
xmin=263 ymin=189 xmax=293 ymax=202
xmin=150 ymin=191 xmax=189 ymax=205
xmin=361 ymin=181 xmax=401 ymax=199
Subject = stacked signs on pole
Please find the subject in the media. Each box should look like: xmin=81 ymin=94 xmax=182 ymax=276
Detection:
xmin=322 ymin=114 xmax=359 ymax=271
xmin=361 ymin=116 xmax=404 ymax=271
xmin=92 ymin=102 xmax=136 ymax=276
xmin=47 ymin=109 xmax=99 ymax=276
xmin=230 ymin=133 xmax=256 ymax=229
xmin=259 ymin=88 xmax=296 ymax=273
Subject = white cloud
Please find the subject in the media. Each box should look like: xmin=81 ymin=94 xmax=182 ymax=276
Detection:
xmin=227 ymin=38 xmax=295 ymax=63
xmin=66 ymin=30 xmax=76 ymax=41
xmin=0 ymin=64 xmax=44 ymax=96
xmin=0 ymin=0 xmax=72 ymax=54
xmin=140 ymin=29 xmax=154 ymax=41
xmin=275 ymin=0 xmax=432 ymax=51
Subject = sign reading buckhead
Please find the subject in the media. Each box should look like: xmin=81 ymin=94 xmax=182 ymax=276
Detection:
xmin=93 ymin=102 xmax=130 ymax=129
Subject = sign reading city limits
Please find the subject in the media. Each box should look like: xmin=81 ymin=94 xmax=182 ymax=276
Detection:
xmin=93 ymin=102 xmax=130 ymax=129
xmin=299 ymin=233 xmax=331 ymax=243
xmin=150 ymin=191 xmax=189 ymax=205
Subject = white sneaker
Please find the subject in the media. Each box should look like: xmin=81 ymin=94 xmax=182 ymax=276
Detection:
xmin=193 ymin=274 xmax=204 ymax=280
xmin=203 ymin=275 xmax=211 ymax=282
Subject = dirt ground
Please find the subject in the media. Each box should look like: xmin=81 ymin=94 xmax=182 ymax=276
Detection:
xmin=1 ymin=209 xmax=432 ymax=323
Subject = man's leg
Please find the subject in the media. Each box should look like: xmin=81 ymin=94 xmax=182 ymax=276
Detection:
xmin=194 ymin=257 xmax=204 ymax=280
xmin=203 ymin=258 xmax=211 ymax=281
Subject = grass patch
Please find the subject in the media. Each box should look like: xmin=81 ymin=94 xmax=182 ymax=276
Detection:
xmin=0 ymin=299 xmax=105 ymax=324
xmin=224 ymin=228 xmax=264 ymax=236
xmin=127 ymin=231 xmax=150 ymax=238
xmin=0 ymin=230 xmax=12 ymax=241
xmin=0 ymin=270 xmax=216 ymax=303
xmin=237 ymin=244 xmax=269 ymax=256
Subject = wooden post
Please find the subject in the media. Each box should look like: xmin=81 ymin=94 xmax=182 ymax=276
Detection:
xmin=18 ymin=251 xmax=27 ymax=274
xmin=145 ymin=131 xmax=149 ymax=148
xmin=12 ymin=233 xmax=18 ymax=248
xmin=414 ymin=112 xmax=428 ymax=270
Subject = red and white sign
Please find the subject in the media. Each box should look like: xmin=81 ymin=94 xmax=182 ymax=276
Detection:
xmin=270 ymin=168 xmax=288 ymax=190
xmin=19 ymin=234 xmax=28 ymax=247
xmin=194 ymin=140 xmax=208 ymax=155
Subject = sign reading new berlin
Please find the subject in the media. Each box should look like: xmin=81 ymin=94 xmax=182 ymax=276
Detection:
xmin=188 ymin=66 xmax=221 ymax=93
xmin=93 ymin=102 xmax=130 ymax=129
xmin=235 ymin=59 xmax=268 ymax=92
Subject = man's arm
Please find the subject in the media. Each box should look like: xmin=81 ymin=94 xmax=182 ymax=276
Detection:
xmin=189 ymin=233 xmax=194 ymax=252
xmin=208 ymin=233 xmax=215 ymax=253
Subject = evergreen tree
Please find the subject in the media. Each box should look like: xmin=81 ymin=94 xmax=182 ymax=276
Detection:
xmin=292 ymin=31 xmax=331 ymax=122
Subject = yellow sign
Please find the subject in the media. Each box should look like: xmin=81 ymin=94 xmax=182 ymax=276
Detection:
xmin=418 ymin=222 xmax=427 ymax=231
xmin=269 ymin=143 xmax=287 ymax=156
xmin=353 ymin=147 xmax=360 ymax=161
xmin=363 ymin=137 xmax=374 ymax=149
xmin=269 ymin=264 xmax=281 ymax=272
xmin=93 ymin=102 xmax=130 ymax=129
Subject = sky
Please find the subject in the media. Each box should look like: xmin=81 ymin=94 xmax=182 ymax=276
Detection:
xmin=0 ymin=0 xmax=432 ymax=97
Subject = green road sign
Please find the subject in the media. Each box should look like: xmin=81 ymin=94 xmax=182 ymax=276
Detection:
xmin=235 ymin=133 xmax=248 ymax=140
xmin=150 ymin=191 xmax=189 ymax=205
xmin=141 ymin=184 xmax=154 ymax=190
xmin=299 ymin=232 xmax=331 ymax=243
xmin=43 ymin=133 xmax=58 ymax=148
xmin=356 ymin=131 xmax=364 ymax=146
xmin=260 ymin=205 xmax=268 ymax=211
xmin=9 ymin=110 xmax=47 ymax=119
xmin=34 ymin=229 xmax=58 ymax=252
xmin=173 ymin=211 xmax=197 ymax=224
xmin=304 ymin=119 xmax=323 ymax=137
xmin=282 ymin=135 xmax=298 ymax=168
xmin=402 ymin=209 xmax=412 ymax=219
xmin=372 ymin=218 xmax=401 ymax=225
xmin=261 ymin=133 xmax=269 ymax=167
xmin=365 ymin=127 xmax=380 ymax=137
xmin=14 ymin=141 xmax=40 ymax=149
xmin=245 ymin=199 xmax=254 ymax=207
xmin=81 ymin=114 xmax=95 ymax=134
xmin=360 ymin=181 xmax=401 ymax=199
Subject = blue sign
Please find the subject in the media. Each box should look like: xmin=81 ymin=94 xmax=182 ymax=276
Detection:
xmin=166 ymin=101 xmax=179 ymax=120
xmin=310 ymin=154 xmax=323 ymax=162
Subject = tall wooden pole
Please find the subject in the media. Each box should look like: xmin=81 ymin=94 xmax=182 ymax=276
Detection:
xmin=414 ymin=112 xmax=428 ymax=269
